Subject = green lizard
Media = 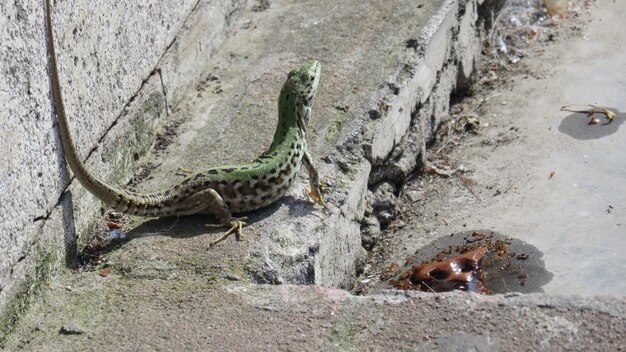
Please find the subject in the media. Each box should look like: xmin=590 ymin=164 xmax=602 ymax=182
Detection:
xmin=44 ymin=0 xmax=325 ymax=247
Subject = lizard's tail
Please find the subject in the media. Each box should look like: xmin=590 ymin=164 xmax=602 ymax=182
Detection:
xmin=44 ymin=0 xmax=153 ymax=207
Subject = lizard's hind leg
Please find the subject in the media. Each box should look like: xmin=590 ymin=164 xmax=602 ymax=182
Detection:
xmin=180 ymin=188 xmax=247 ymax=248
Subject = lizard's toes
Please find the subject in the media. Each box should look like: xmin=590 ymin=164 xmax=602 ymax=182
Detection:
xmin=305 ymin=187 xmax=326 ymax=207
xmin=207 ymin=219 xmax=247 ymax=248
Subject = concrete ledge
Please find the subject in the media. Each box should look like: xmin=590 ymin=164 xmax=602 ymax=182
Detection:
xmin=3 ymin=281 xmax=624 ymax=350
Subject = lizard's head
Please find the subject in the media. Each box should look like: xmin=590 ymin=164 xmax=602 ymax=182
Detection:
xmin=287 ymin=59 xmax=321 ymax=108
xmin=280 ymin=60 xmax=321 ymax=131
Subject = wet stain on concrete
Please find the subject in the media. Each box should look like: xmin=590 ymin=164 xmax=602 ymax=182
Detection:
xmin=407 ymin=246 xmax=490 ymax=294
xmin=381 ymin=230 xmax=553 ymax=294
xmin=558 ymin=110 xmax=625 ymax=140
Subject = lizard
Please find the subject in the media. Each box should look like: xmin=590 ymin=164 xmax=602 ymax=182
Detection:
xmin=44 ymin=0 xmax=325 ymax=247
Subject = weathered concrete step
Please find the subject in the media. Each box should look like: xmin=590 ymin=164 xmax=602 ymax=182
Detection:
xmin=3 ymin=277 xmax=624 ymax=351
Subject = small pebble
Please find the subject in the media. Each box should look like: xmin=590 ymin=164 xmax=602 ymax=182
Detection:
xmin=108 ymin=229 xmax=127 ymax=241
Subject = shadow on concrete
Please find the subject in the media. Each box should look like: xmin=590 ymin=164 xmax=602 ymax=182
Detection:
xmin=558 ymin=109 xmax=625 ymax=140
xmin=127 ymin=213 xmax=259 ymax=240
xmin=60 ymin=192 xmax=78 ymax=268
xmin=382 ymin=230 xmax=553 ymax=294
xmin=128 ymin=194 xmax=322 ymax=239
xmin=61 ymin=191 xmax=320 ymax=268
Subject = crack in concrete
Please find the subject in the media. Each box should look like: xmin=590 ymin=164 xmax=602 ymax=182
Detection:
xmin=155 ymin=68 xmax=170 ymax=118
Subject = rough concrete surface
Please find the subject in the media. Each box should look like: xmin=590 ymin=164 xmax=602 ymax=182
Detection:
xmin=456 ymin=0 xmax=626 ymax=296
xmin=3 ymin=279 xmax=626 ymax=351
xmin=357 ymin=0 xmax=626 ymax=298
xmin=2 ymin=0 xmax=625 ymax=350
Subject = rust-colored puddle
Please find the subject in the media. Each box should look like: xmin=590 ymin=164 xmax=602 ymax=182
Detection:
xmin=381 ymin=230 xmax=552 ymax=294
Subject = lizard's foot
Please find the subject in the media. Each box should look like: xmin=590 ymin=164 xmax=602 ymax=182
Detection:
xmin=175 ymin=166 xmax=196 ymax=177
xmin=207 ymin=217 xmax=247 ymax=248
xmin=305 ymin=186 xmax=326 ymax=207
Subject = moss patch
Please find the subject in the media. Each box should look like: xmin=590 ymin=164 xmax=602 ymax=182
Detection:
xmin=0 ymin=252 xmax=56 ymax=347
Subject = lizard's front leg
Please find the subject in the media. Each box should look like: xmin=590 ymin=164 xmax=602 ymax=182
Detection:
xmin=302 ymin=151 xmax=325 ymax=206
xmin=182 ymin=188 xmax=246 ymax=247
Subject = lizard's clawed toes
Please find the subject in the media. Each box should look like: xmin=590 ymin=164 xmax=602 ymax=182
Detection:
xmin=305 ymin=187 xmax=326 ymax=207
xmin=207 ymin=217 xmax=247 ymax=248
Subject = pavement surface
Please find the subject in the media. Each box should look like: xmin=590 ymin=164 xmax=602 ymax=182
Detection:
xmin=464 ymin=0 xmax=626 ymax=296
xmin=358 ymin=0 xmax=626 ymax=299
xmin=2 ymin=0 xmax=626 ymax=351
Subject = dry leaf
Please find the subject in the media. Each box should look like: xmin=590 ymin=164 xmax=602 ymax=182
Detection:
xmin=107 ymin=221 xmax=122 ymax=229
xmin=560 ymin=104 xmax=616 ymax=125
xmin=423 ymin=164 xmax=457 ymax=178
xmin=100 ymin=267 xmax=111 ymax=277
xmin=544 ymin=0 xmax=567 ymax=18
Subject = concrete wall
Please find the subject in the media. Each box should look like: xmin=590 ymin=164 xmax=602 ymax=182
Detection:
xmin=0 ymin=0 xmax=247 ymax=334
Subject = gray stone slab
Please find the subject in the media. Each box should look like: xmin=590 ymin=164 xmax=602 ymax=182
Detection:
xmin=1 ymin=280 xmax=623 ymax=351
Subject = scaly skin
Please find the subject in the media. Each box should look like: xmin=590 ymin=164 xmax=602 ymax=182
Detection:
xmin=44 ymin=0 xmax=324 ymax=247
